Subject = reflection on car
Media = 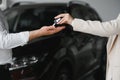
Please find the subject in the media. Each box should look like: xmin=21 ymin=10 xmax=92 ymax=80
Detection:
xmin=4 ymin=0 xmax=107 ymax=80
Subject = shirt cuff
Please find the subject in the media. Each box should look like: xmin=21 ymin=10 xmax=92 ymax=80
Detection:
xmin=20 ymin=31 xmax=30 ymax=46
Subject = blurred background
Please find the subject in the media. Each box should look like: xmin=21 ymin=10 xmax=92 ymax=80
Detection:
xmin=80 ymin=0 xmax=120 ymax=21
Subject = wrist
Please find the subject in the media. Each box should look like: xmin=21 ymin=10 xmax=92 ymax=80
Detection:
xmin=69 ymin=18 xmax=73 ymax=24
xmin=29 ymin=29 xmax=42 ymax=41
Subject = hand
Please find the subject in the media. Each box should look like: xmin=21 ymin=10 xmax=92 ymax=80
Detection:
xmin=29 ymin=25 xmax=65 ymax=41
xmin=55 ymin=13 xmax=74 ymax=25
xmin=39 ymin=25 xmax=65 ymax=36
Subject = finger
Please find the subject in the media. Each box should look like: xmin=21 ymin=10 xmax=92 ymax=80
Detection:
xmin=47 ymin=26 xmax=55 ymax=30
xmin=56 ymin=26 xmax=65 ymax=31
xmin=49 ymin=26 xmax=65 ymax=35
xmin=58 ymin=18 xmax=67 ymax=24
xmin=57 ymin=18 xmax=64 ymax=24
xmin=54 ymin=13 xmax=66 ymax=19
xmin=57 ymin=17 xmax=66 ymax=24
xmin=49 ymin=27 xmax=63 ymax=33
xmin=56 ymin=26 xmax=65 ymax=29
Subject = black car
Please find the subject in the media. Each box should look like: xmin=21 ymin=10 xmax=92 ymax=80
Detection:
xmin=3 ymin=0 xmax=107 ymax=80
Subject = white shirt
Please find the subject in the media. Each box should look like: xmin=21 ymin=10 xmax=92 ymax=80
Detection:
xmin=0 ymin=10 xmax=29 ymax=64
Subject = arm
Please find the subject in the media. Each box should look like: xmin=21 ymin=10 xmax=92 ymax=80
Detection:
xmin=0 ymin=26 xmax=65 ymax=49
xmin=0 ymin=31 xmax=29 ymax=49
xmin=55 ymin=13 xmax=120 ymax=37
xmin=71 ymin=16 xmax=120 ymax=37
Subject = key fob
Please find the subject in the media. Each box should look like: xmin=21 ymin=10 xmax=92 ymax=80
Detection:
xmin=53 ymin=18 xmax=62 ymax=26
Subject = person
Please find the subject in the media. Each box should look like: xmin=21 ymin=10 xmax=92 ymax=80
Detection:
xmin=55 ymin=13 xmax=120 ymax=80
xmin=0 ymin=9 xmax=65 ymax=80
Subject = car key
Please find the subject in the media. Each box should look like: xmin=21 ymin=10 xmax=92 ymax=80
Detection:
xmin=53 ymin=18 xmax=62 ymax=26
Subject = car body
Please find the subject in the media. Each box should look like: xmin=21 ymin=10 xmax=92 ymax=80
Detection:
xmin=2 ymin=0 xmax=107 ymax=80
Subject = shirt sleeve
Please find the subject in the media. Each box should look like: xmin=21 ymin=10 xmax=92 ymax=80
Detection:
xmin=71 ymin=14 xmax=120 ymax=37
xmin=0 ymin=30 xmax=29 ymax=49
